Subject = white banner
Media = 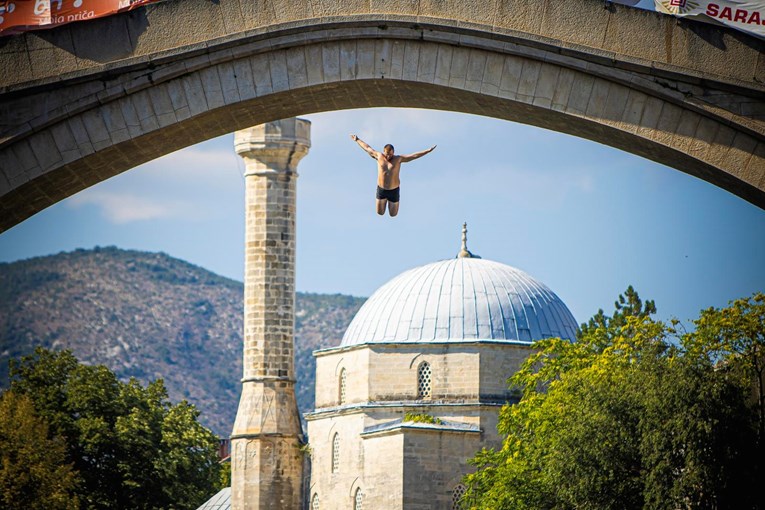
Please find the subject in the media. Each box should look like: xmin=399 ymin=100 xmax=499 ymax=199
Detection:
xmin=654 ymin=0 xmax=765 ymax=39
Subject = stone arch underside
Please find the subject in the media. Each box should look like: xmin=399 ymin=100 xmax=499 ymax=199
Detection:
xmin=1 ymin=22 xmax=764 ymax=231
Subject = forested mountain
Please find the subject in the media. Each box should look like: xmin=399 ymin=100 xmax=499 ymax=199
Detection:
xmin=0 ymin=247 xmax=365 ymax=436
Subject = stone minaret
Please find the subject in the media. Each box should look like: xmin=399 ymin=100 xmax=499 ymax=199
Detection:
xmin=231 ymin=118 xmax=310 ymax=510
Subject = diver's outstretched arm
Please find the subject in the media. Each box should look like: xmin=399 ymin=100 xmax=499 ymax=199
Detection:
xmin=350 ymin=134 xmax=380 ymax=160
xmin=400 ymin=145 xmax=436 ymax=163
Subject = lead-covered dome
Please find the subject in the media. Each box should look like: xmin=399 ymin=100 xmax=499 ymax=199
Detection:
xmin=341 ymin=231 xmax=578 ymax=346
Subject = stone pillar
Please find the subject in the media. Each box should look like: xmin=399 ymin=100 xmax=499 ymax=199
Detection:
xmin=231 ymin=118 xmax=310 ymax=510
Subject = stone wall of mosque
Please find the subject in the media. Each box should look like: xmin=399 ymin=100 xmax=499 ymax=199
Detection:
xmin=306 ymin=409 xmax=489 ymax=510
xmin=306 ymin=412 xmax=405 ymax=510
xmin=314 ymin=347 xmax=371 ymax=408
xmin=308 ymin=341 xmax=538 ymax=508
xmin=478 ymin=343 xmax=536 ymax=399
xmin=314 ymin=342 xmax=535 ymax=407
xmin=402 ymin=430 xmax=484 ymax=509
xmin=367 ymin=345 xmax=483 ymax=402
xmin=361 ymin=433 xmax=406 ymax=508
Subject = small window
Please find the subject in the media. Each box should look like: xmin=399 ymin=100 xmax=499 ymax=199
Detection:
xmin=354 ymin=488 xmax=363 ymax=510
xmin=339 ymin=368 xmax=347 ymax=405
xmin=311 ymin=493 xmax=319 ymax=510
xmin=331 ymin=433 xmax=340 ymax=473
xmin=452 ymin=484 xmax=466 ymax=510
xmin=417 ymin=361 xmax=432 ymax=398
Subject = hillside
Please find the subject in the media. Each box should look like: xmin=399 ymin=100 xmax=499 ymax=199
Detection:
xmin=0 ymin=247 xmax=365 ymax=436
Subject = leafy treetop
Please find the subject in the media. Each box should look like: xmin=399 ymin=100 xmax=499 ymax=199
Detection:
xmin=464 ymin=289 xmax=764 ymax=510
xmin=8 ymin=348 xmax=224 ymax=510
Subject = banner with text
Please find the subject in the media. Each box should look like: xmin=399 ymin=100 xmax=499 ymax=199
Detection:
xmin=655 ymin=0 xmax=765 ymax=38
xmin=0 ymin=0 xmax=164 ymax=36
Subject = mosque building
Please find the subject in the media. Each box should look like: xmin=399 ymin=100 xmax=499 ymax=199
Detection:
xmin=199 ymin=120 xmax=578 ymax=510
xmin=305 ymin=224 xmax=579 ymax=510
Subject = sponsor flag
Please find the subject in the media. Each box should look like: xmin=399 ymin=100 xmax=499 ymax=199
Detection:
xmin=0 ymin=0 xmax=164 ymax=36
xmin=655 ymin=0 xmax=765 ymax=38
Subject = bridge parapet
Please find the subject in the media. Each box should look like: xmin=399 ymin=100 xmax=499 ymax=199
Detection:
xmin=1 ymin=0 xmax=763 ymax=93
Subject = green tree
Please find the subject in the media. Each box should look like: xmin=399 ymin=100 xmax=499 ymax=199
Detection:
xmin=9 ymin=348 xmax=222 ymax=509
xmin=464 ymin=290 xmax=763 ymax=510
xmin=0 ymin=390 xmax=80 ymax=510
xmin=690 ymin=294 xmax=765 ymax=447
xmin=578 ymin=285 xmax=657 ymax=343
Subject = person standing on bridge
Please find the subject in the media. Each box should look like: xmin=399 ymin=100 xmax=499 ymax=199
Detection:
xmin=350 ymin=134 xmax=436 ymax=217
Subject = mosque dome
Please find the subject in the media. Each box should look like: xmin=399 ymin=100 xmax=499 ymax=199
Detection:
xmin=340 ymin=225 xmax=579 ymax=347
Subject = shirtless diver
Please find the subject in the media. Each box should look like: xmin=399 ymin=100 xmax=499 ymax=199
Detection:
xmin=350 ymin=134 xmax=436 ymax=217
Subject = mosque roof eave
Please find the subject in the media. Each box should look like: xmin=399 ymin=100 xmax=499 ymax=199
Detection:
xmin=313 ymin=338 xmax=540 ymax=357
xmin=360 ymin=417 xmax=481 ymax=438
xmin=304 ymin=401 xmax=508 ymax=421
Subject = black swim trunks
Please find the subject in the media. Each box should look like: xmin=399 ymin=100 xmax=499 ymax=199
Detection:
xmin=376 ymin=186 xmax=400 ymax=203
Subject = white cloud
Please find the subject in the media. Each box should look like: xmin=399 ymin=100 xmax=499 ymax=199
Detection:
xmin=61 ymin=138 xmax=244 ymax=226
xmin=67 ymin=190 xmax=191 ymax=224
xmin=136 ymin=144 xmax=244 ymax=189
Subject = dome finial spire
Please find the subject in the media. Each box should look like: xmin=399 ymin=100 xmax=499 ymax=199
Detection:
xmin=457 ymin=222 xmax=479 ymax=258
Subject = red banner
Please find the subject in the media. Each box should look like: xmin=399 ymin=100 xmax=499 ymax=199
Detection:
xmin=0 ymin=0 xmax=164 ymax=36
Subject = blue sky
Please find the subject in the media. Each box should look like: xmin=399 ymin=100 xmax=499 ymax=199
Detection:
xmin=1 ymin=107 xmax=764 ymax=328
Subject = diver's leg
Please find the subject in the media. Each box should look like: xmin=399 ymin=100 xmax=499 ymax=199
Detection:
xmin=376 ymin=199 xmax=387 ymax=215
xmin=388 ymin=201 xmax=399 ymax=217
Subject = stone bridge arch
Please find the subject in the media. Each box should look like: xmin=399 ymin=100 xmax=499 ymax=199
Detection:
xmin=1 ymin=0 xmax=764 ymax=231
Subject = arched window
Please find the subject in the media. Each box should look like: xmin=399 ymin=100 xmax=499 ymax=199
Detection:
xmin=339 ymin=368 xmax=347 ymax=404
xmin=311 ymin=493 xmax=319 ymax=510
xmin=331 ymin=433 xmax=340 ymax=473
xmin=354 ymin=488 xmax=363 ymax=510
xmin=452 ymin=484 xmax=466 ymax=510
xmin=417 ymin=361 xmax=432 ymax=398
